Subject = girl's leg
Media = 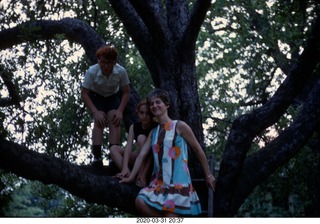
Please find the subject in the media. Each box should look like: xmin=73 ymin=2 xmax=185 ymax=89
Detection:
xmin=136 ymin=135 xmax=147 ymax=151
xmin=135 ymin=198 xmax=179 ymax=217
xmin=163 ymin=212 xmax=179 ymax=217
xmin=135 ymin=198 xmax=161 ymax=217
xmin=136 ymin=153 xmax=152 ymax=187
xmin=109 ymin=145 xmax=124 ymax=170
xmin=135 ymin=135 xmax=149 ymax=187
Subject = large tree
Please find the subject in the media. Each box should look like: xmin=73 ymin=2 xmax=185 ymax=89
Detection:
xmin=1 ymin=0 xmax=320 ymax=217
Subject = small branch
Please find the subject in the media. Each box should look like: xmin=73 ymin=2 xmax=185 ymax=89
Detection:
xmin=0 ymin=65 xmax=20 ymax=107
xmin=182 ymin=0 xmax=212 ymax=49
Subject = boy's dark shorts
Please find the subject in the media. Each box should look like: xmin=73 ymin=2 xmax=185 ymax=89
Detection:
xmin=89 ymin=91 xmax=120 ymax=115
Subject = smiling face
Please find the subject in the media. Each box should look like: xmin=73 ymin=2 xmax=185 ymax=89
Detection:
xmin=149 ymin=96 xmax=169 ymax=117
xmin=146 ymin=89 xmax=171 ymax=121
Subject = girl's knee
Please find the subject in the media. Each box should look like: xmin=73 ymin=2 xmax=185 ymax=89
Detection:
xmin=136 ymin=135 xmax=147 ymax=149
xmin=109 ymin=145 xmax=121 ymax=155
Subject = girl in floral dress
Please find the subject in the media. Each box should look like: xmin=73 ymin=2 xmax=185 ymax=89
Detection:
xmin=120 ymin=89 xmax=215 ymax=217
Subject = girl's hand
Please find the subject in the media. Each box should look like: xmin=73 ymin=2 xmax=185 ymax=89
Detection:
xmin=206 ymin=174 xmax=216 ymax=191
xmin=119 ymin=176 xmax=134 ymax=184
xmin=116 ymin=168 xmax=130 ymax=179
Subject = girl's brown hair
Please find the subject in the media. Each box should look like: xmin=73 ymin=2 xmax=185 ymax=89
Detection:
xmin=136 ymin=99 xmax=152 ymax=115
xmin=146 ymin=88 xmax=170 ymax=106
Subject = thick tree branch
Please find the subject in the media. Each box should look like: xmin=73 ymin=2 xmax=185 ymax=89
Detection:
xmin=242 ymin=15 xmax=320 ymax=134
xmin=181 ymin=0 xmax=212 ymax=51
xmin=0 ymin=18 xmax=105 ymax=63
xmin=129 ymin=0 xmax=169 ymax=45
xmin=0 ymin=136 xmax=141 ymax=215
xmin=108 ymin=0 xmax=161 ymax=86
xmin=236 ymin=80 xmax=320 ymax=212
xmin=108 ymin=0 xmax=150 ymax=45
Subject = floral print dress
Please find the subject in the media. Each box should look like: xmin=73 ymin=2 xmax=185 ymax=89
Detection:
xmin=136 ymin=120 xmax=202 ymax=215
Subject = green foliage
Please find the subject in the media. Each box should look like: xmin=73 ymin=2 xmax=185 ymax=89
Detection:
xmin=5 ymin=184 xmax=46 ymax=217
xmin=2 ymin=179 xmax=128 ymax=217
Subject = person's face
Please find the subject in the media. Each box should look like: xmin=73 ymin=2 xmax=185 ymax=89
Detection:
xmin=98 ymin=58 xmax=115 ymax=76
xmin=149 ymin=96 xmax=168 ymax=116
xmin=137 ymin=104 xmax=152 ymax=125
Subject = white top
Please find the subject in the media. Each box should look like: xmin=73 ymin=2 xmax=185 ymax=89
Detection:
xmin=82 ymin=63 xmax=130 ymax=97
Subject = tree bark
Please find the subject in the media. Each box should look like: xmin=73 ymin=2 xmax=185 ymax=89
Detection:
xmin=0 ymin=18 xmax=104 ymax=62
